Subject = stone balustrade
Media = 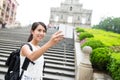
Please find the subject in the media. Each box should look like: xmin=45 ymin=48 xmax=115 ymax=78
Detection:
xmin=74 ymin=30 xmax=93 ymax=80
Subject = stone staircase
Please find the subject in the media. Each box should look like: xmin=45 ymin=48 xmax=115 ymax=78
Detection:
xmin=0 ymin=27 xmax=75 ymax=80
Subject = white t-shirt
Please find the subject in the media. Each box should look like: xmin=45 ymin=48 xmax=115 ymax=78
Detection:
xmin=20 ymin=43 xmax=44 ymax=80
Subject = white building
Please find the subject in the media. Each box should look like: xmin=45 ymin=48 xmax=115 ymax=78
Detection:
xmin=49 ymin=0 xmax=92 ymax=28
xmin=0 ymin=0 xmax=19 ymax=28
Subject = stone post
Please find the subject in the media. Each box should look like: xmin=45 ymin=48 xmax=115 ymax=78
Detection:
xmin=78 ymin=46 xmax=93 ymax=80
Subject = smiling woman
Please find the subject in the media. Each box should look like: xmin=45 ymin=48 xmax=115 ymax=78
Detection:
xmin=20 ymin=21 xmax=64 ymax=80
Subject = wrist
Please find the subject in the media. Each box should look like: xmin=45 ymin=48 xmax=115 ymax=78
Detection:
xmin=45 ymin=40 xmax=53 ymax=48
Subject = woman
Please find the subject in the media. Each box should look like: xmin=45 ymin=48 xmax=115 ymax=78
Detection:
xmin=20 ymin=22 xmax=64 ymax=80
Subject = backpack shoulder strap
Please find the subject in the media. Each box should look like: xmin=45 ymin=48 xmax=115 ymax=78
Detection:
xmin=21 ymin=43 xmax=32 ymax=50
xmin=21 ymin=43 xmax=35 ymax=64
xmin=26 ymin=43 xmax=33 ymax=51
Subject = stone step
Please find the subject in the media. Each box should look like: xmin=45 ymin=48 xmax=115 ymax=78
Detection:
xmin=52 ymin=44 xmax=74 ymax=50
xmin=0 ymin=50 xmax=13 ymax=54
xmin=0 ymin=51 xmax=74 ymax=59
xmin=45 ymin=59 xmax=74 ymax=67
xmin=0 ymin=41 xmax=73 ymax=50
xmin=45 ymin=63 xmax=75 ymax=71
xmin=0 ymin=61 xmax=74 ymax=73
xmin=44 ymin=56 xmax=74 ymax=63
xmin=0 ymin=41 xmax=21 ymax=47
xmin=0 ymin=47 xmax=16 ymax=51
xmin=0 ymin=73 xmax=5 ymax=80
xmin=0 ymin=37 xmax=27 ymax=42
xmin=0 ymin=56 xmax=74 ymax=65
xmin=0 ymin=57 xmax=7 ymax=62
xmin=0 ymin=60 xmax=74 ymax=70
xmin=46 ymin=52 xmax=74 ymax=58
xmin=0 ymin=55 xmax=74 ymax=65
xmin=0 ymin=39 xmax=25 ymax=44
xmin=0 ymin=54 xmax=74 ymax=62
xmin=0 ymin=45 xmax=20 ymax=49
xmin=0 ymin=35 xmax=28 ymax=39
xmin=43 ymin=73 xmax=74 ymax=80
xmin=0 ymin=53 xmax=9 ymax=57
xmin=0 ymin=30 xmax=29 ymax=35
xmin=48 ymin=48 xmax=74 ymax=53
xmin=0 ymin=27 xmax=75 ymax=80
xmin=0 ymin=66 xmax=8 ymax=74
xmin=46 ymin=50 xmax=74 ymax=55
xmin=44 ymin=67 xmax=75 ymax=77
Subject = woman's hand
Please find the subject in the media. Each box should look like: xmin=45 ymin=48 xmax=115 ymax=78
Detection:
xmin=48 ymin=31 xmax=64 ymax=47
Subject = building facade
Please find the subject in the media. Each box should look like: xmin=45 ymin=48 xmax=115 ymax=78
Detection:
xmin=0 ymin=0 xmax=19 ymax=28
xmin=49 ymin=0 xmax=92 ymax=28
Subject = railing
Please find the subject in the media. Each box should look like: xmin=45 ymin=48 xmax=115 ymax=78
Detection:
xmin=74 ymin=30 xmax=93 ymax=80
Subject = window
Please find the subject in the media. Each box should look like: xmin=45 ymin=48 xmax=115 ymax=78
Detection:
xmin=61 ymin=15 xmax=63 ymax=19
xmin=82 ymin=18 xmax=86 ymax=24
xmin=67 ymin=16 xmax=73 ymax=23
xmin=70 ymin=7 xmax=72 ymax=11
xmin=78 ymin=16 xmax=80 ymax=20
xmin=55 ymin=16 xmax=59 ymax=22
xmin=51 ymin=15 xmax=53 ymax=19
xmin=88 ymin=16 xmax=90 ymax=21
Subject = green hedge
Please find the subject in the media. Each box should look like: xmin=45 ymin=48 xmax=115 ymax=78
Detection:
xmin=78 ymin=32 xmax=94 ymax=40
xmin=76 ymin=27 xmax=85 ymax=33
xmin=90 ymin=47 xmax=111 ymax=70
xmin=107 ymin=53 xmax=120 ymax=80
xmin=81 ymin=39 xmax=105 ymax=49
xmin=78 ymin=28 xmax=120 ymax=80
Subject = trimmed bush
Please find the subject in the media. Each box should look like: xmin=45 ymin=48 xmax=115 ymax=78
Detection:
xmin=78 ymin=32 xmax=94 ymax=40
xmin=76 ymin=27 xmax=85 ymax=33
xmin=107 ymin=53 xmax=120 ymax=80
xmin=81 ymin=39 xmax=105 ymax=49
xmin=90 ymin=47 xmax=111 ymax=71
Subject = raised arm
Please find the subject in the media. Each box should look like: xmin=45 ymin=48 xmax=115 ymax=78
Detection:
xmin=21 ymin=31 xmax=64 ymax=61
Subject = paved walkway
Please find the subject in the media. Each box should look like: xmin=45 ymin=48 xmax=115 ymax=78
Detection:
xmin=93 ymin=71 xmax=113 ymax=80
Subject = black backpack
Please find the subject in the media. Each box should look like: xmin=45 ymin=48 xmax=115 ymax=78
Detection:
xmin=5 ymin=43 xmax=33 ymax=80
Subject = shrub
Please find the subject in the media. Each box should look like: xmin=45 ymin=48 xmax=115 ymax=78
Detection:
xmin=78 ymin=32 xmax=94 ymax=40
xmin=90 ymin=47 xmax=111 ymax=71
xmin=107 ymin=53 xmax=120 ymax=80
xmin=81 ymin=39 xmax=105 ymax=49
xmin=76 ymin=27 xmax=85 ymax=33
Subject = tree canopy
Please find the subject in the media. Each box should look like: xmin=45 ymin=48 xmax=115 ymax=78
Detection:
xmin=92 ymin=17 xmax=120 ymax=33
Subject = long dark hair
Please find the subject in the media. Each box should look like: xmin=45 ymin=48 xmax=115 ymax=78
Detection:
xmin=27 ymin=22 xmax=47 ymax=42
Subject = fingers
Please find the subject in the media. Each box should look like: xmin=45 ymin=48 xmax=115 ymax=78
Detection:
xmin=48 ymin=31 xmax=65 ymax=47
xmin=52 ymin=31 xmax=64 ymax=42
xmin=52 ymin=31 xmax=64 ymax=40
xmin=55 ymin=31 xmax=64 ymax=38
xmin=54 ymin=30 xmax=62 ymax=35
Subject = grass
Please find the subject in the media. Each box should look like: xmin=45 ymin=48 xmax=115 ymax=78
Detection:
xmin=83 ymin=28 xmax=120 ymax=46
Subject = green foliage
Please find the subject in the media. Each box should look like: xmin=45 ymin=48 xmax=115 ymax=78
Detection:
xmin=90 ymin=47 xmax=111 ymax=70
xmin=92 ymin=17 xmax=120 ymax=34
xmin=81 ymin=39 xmax=105 ymax=49
xmin=78 ymin=28 xmax=120 ymax=79
xmin=76 ymin=27 xmax=85 ymax=33
xmin=84 ymin=28 xmax=120 ymax=46
xmin=107 ymin=53 xmax=120 ymax=80
xmin=78 ymin=32 xmax=94 ymax=40
xmin=92 ymin=24 xmax=100 ymax=29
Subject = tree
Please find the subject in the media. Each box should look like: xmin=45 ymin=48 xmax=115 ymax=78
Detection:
xmin=92 ymin=17 xmax=120 ymax=33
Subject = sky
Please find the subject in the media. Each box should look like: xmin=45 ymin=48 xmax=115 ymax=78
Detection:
xmin=16 ymin=0 xmax=120 ymax=26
